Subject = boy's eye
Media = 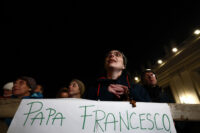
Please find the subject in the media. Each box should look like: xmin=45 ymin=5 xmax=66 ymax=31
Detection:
xmin=115 ymin=53 xmax=120 ymax=57
xmin=106 ymin=51 xmax=122 ymax=57
xmin=114 ymin=52 xmax=122 ymax=57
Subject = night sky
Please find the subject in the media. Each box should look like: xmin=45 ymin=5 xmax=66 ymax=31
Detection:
xmin=2 ymin=1 xmax=200 ymax=97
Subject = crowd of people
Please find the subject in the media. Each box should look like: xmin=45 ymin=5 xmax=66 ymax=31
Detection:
xmin=1 ymin=49 xmax=185 ymax=132
xmin=0 ymin=49 xmax=174 ymax=102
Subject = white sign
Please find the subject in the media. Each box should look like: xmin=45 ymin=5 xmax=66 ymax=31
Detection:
xmin=8 ymin=98 xmax=176 ymax=133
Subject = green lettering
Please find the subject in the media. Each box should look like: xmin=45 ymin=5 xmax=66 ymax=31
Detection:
xmin=146 ymin=113 xmax=154 ymax=130
xmin=104 ymin=113 xmax=118 ymax=131
xmin=31 ymin=112 xmax=44 ymax=125
xmin=139 ymin=113 xmax=146 ymax=130
xmin=154 ymin=113 xmax=163 ymax=130
xmin=79 ymin=105 xmax=95 ymax=129
xmin=52 ymin=113 xmax=65 ymax=126
xmin=93 ymin=110 xmax=106 ymax=133
xmin=129 ymin=112 xmax=139 ymax=129
xmin=162 ymin=114 xmax=171 ymax=132
xmin=119 ymin=111 xmax=130 ymax=131
xmin=23 ymin=101 xmax=43 ymax=126
xmin=46 ymin=108 xmax=56 ymax=125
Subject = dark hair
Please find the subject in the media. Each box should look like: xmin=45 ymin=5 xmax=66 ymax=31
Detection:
xmin=121 ymin=51 xmax=127 ymax=68
xmin=16 ymin=76 xmax=37 ymax=90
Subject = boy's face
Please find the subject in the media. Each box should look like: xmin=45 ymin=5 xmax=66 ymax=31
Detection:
xmin=68 ymin=81 xmax=80 ymax=95
xmin=105 ymin=50 xmax=125 ymax=70
xmin=3 ymin=89 xmax=12 ymax=96
xmin=144 ymin=72 xmax=157 ymax=87
xmin=13 ymin=79 xmax=30 ymax=98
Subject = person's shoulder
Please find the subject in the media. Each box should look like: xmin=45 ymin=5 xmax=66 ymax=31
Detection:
xmin=155 ymin=85 xmax=164 ymax=92
xmin=132 ymin=83 xmax=145 ymax=89
xmin=130 ymin=83 xmax=151 ymax=102
xmin=31 ymin=92 xmax=43 ymax=98
xmin=97 ymin=76 xmax=107 ymax=82
xmin=131 ymin=83 xmax=148 ymax=94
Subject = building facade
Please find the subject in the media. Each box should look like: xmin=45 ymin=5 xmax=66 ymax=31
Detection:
xmin=154 ymin=36 xmax=200 ymax=104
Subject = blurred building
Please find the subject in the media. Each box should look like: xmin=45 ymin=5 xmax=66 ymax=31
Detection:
xmin=153 ymin=33 xmax=200 ymax=104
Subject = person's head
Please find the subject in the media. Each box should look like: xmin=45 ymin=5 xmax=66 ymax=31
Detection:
xmin=141 ymin=69 xmax=157 ymax=87
xmin=60 ymin=91 xmax=69 ymax=98
xmin=104 ymin=50 xmax=127 ymax=71
xmin=34 ymin=84 xmax=44 ymax=94
xmin=2 ymin=82 xmax=13 ymax=97
xmin=13 ymin=76 xmax=37 ymax=98
xmin=68 ymin=79 xmax=85 ymax=98
xmin=57 ymin=87 xmax=69 ymax=98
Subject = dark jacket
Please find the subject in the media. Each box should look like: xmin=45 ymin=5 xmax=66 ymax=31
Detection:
xmin=130 ymin=84 xmax=152 ymax=102
xmin=141 ymin=85 xmax=174 ymax=103
xmin=11 ymin=92 xmax=43 ymax=99
xmin=84 ymin=70 xmax=151 ymax=101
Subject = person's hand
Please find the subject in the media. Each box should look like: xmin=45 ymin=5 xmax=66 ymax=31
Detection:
xmin=108 ymin=84 xmax=128 ymax=98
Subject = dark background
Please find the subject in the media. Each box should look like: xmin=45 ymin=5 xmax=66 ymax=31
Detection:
xmin=2 ymin=1 xmax=200 ymax=97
